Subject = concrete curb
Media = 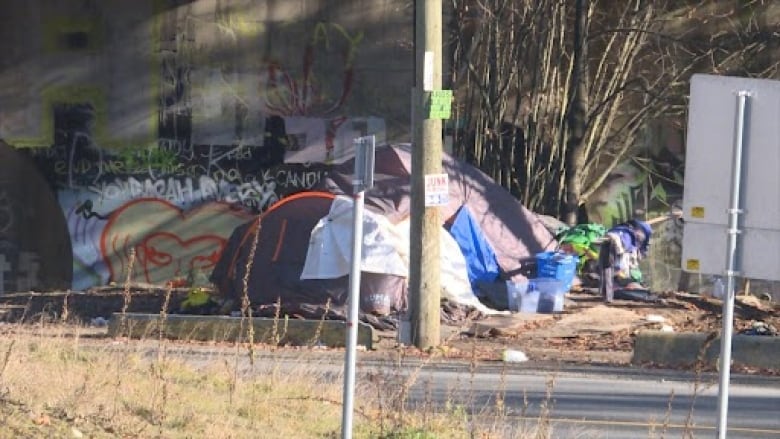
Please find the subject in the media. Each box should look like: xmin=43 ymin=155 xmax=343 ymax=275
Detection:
xmin=632 ymin=330 xmax=780 ymax=370
xmin=107 ymin=313 xmax=375 ymax=349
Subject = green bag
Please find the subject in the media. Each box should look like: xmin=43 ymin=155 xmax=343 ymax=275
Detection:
xmin=555 ymin=223 xmax=607 ymax=272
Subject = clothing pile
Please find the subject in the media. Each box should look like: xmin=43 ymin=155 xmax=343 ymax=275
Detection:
xmin=597 ymin=219 xmax=653 ymax=302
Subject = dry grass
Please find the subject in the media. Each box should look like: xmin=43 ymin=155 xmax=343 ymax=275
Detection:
xmin=0 ymin=325 xmax=344 ymax=438
xmin=0 ymin=321 xmax=566 ymax=439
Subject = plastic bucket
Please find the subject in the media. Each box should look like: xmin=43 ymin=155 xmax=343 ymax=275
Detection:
xmin=506 ymin=280 xmax=529 ymax=311
xmin=534 ymin=278 xmax=565 ymax=313
xmin=518 ymin=289 xmax=541 ymax=313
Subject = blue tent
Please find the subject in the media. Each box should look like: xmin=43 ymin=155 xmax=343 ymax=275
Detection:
xmin=447 ymin=205 xmax=500 ymax=287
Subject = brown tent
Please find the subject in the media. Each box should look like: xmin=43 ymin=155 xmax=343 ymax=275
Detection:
xmin=316 ymin=143 xmax=555 ymax=278
xmin=210 ymin=144 xmax=554 ymax=325
xmin=210 ymin=191 xmax=407 ymax=320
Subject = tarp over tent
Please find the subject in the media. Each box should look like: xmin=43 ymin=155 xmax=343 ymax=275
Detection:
xmin=211 ymin=191 xmax=501 ymax=322
xmin=210 ymin=143 xmax=555 ymax=325
xmin=316 ymin=143 xmax=556 ymax=279
xmin=210 ymin=191 xmax=407 ymax=320
xmin=447 ymin=205 xmax=501 ymax=287
xmin=301 ymin=196 xmax=502 ymax=315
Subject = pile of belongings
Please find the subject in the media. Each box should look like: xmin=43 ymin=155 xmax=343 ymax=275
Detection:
xmin=554 ymin=223 xmax=607 ymax=285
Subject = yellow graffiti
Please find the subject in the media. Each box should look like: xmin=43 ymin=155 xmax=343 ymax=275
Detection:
xmin=216 ymin=13 xmax=265 ymax=41
xmin=42 ymin=18 xmax=102 ymax=53
xmin=8 ymin=14 xmax=159 ymax=149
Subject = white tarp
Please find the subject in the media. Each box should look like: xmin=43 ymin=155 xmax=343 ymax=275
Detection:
xmin=300 ymin=196 xmax=407 ymax=279
xmin=301 ymin=196 xmax=503 ymax=315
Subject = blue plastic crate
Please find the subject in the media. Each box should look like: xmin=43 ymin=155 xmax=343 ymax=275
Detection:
xmin=535 ymin=251 xmax=578 ymax=290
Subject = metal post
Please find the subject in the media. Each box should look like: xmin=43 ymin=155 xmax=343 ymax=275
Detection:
xmin=716 ymin=90 xmax=750 ymax=439
xmin=341 ymin=136 xmax=374 ymax=439
xmin=341 ymin=187 xmax=364 ymax=439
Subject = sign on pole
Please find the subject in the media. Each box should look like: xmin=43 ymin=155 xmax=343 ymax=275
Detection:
xmin=681 ymin=74 xmax=780 ymax=439
xmin=427 ymin=90 xmax=452 ymax=119
xmin=353 ymin=136 xmax=376 ymax=192
xmin=682 ymin=75 xmax=780 ymax=279
xmin=424 ymin=173 xmax=449 ymax=206
xmin=341 ymin=135 xmax=375 ymax=439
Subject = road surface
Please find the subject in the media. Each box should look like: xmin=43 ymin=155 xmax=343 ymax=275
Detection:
xmin=401 ymin=366 xmax=780 ymax=438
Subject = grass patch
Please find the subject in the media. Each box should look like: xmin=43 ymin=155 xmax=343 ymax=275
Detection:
xmin=0 ymin=320 xmax=570 ymax=439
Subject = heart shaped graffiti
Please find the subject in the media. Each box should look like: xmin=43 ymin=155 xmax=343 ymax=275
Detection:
xmin=100 ymin=198 xmax=252 ymax=285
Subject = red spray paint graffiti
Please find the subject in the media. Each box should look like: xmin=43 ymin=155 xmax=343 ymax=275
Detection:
xmin=100 ymin=198 xmax=252 ymax=285
xmin=264 ymin=23 xmax=362 ymax=117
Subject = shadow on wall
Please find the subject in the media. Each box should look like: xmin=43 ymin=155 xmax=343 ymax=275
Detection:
xmin=0 ymin=141 xmax=72 ymax=293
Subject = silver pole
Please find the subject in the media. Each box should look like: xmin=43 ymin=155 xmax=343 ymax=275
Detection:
xmin=341 ymin=178 xmax=365 ymax=439
xmin=716 ymin=90 xmax=750 ymax=439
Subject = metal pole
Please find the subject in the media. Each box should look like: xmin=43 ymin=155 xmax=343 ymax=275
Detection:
xmin=341 ymin=180 xmax=365 ymax=439
xmin=716 ymin=90 xmax=750 ymax=439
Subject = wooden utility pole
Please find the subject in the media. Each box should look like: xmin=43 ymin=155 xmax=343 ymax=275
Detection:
xmin=409 ymin=0 xmax=442 ymax=349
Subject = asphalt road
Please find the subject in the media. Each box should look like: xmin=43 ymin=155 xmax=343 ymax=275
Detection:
xmin=401 ymin=366 xmax=780 ymax=439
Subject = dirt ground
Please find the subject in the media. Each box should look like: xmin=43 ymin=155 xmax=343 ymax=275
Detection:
xmin=1 ymin=286 xmax=777 ymax=373
xmin=374 ymin=288 xmax=780 ymax=372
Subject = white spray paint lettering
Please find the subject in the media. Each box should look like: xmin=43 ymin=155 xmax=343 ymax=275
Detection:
xmin=87 ymin=175 xmax=280 ymax=211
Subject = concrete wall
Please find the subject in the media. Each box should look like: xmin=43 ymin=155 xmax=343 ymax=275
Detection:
xmin=0 ymin=0 xmax=413 ymax=292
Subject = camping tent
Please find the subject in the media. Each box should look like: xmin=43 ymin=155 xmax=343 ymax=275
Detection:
xmin=210 ymin=143 xmax=556 ymax=321
xmin=316 ymin=143 xmax=556 ymax=279
xmin=300 ymin=195 xmax=501 ymax=315
xmin=210 ymin=191 xmax=408 ymax=317
xmin=210 ymin=191 xmax=500 ymax=318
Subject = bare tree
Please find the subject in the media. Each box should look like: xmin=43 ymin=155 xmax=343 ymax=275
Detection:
xmin=450 ymin=0 xmax=779 ymax=223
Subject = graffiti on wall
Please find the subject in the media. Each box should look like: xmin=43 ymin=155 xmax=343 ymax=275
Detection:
xmin=30 ymin=131 xmax=330 ymax=289
xmin=586 ymin=123 xmax=685 ymax=227
xmin=99 ymin=199 xmax=251 ymax=285
xmin=66 ymin=198 xmax=253 ymax=287
xmin=157 ymin=7 xmax=385 ymax=165
xmin=1 ymin=0 xmax=399 ymax=292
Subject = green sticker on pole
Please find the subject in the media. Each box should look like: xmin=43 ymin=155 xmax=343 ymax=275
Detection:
xmin=427 ymin=90 xmax=452 ymax=119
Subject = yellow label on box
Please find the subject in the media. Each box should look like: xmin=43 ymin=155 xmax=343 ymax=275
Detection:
xmin=686 ymin=259 xmax=700 ymax=271
xmin=691 ymin=206 xmax=705 ymax=218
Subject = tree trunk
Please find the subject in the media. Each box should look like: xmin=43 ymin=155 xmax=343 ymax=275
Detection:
xmin=564 ymin=0 xmax=589 ymax=225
